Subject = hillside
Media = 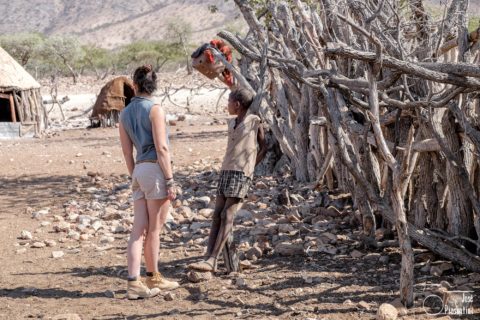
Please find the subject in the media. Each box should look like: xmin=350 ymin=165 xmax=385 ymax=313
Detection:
xmin=0 ymin=0 xmax=244 ymax=48
xmin=0 ymin=0 xmax=478 ymax=49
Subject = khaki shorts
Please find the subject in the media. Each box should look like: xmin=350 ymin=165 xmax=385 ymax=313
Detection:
xmin=131 ymin=163 xmax=168 ymax=201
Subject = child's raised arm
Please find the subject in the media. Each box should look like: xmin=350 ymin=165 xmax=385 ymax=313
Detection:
xmin=255 ymin=125 xmax=267 ymax=166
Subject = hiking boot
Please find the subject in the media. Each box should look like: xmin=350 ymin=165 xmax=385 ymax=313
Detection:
xmin=146 ymin=272 xmax=179 ymax=290
xmin=127 ymin=279 xmax=161 ymax=300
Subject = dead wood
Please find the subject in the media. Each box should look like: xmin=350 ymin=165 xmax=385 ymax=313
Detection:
xmin=222 ymin=0 xmax=480 ymax=306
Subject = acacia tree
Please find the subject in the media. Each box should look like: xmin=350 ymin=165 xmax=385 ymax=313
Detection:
xmin=79 ymin=45 xmax=113 ymax=79
xmin=221 ymin=0 xmax=480 ymax=306
xmin=41 ymin=36 xmax=84 ymax=84
xmin=167 ymin=21 xmax=193 ymax=74
xmin=116 ymin=40 xmax=184 ymax=73
xmin=0 ymin=32 xmax=44 ymax=66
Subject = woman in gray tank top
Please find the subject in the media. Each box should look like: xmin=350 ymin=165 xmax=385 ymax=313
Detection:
xmin=119 ymin=65 xmax=179 ymax=299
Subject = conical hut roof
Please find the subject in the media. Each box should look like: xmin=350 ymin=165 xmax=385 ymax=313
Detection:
xmin=0 ymin=46 xmax=40 ymax=92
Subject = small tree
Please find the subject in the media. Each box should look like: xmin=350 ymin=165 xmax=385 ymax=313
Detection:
xmin=79 ymin=45 xmax=113 ymax=79
xmin=116 ymin=40 xmax=184 ymax=73
xmin=166 ymin=20 xmax=193 ymax=73
xmin=0 ymin=32 xmax=44 ymax=66
xmin=40 ymin=36 xmax=84 ymax=84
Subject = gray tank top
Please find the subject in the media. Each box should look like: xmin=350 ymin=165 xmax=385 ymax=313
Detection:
xmin=120 ymin=96 xmax=169 ymax=163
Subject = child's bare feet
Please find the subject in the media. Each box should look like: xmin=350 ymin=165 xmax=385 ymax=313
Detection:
xmin=188 ymin=259 xmax=216 ymax=272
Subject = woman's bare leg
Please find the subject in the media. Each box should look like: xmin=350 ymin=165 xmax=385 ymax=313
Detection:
xmin=144 ymin=198 xmax=170 ymax=273
xmin=127 ymin=199 xmax=149 ymax=278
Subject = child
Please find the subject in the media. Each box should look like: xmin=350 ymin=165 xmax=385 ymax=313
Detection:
xmin=188 ymin=88 xmax=267 ymax=272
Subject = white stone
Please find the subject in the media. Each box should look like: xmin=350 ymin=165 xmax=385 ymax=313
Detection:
xmin=376 ymin=303 xmax=398 ymax=320
xmin=52 ymin=251 xmax=65 ymax=258
xmin=20 ymin=230 xmax=33 ymax=240
xmin=54 ymin=221 xmax=71 ymax=232
xmin=91 ymin=220 xmax=103 ymax=231
xmin=68 ymin=231 xmax=81 ymax=240
xmin=45 ymin=239 xmax=57 ymax=247
xmin=32 ymin=209 xmax=50 ymax=219
xmin=53 ymin=215 xmax=65 ymax=222
xmin=196 ymin=196 xmax=211 ymax=208
xmin=235 ymin=277 xmax=246 ymax=286
xmin=177 ymin=206 xmax=193 ymax=219
xmin=198 ymin=208 xmax=214 ymax=218
xmin=32 ymin=242 xmax=46 ymax=248
xmin=100 ymin=236 xmax=115 ymax=244
xmin=164 ymin=292 xmax=175 ymax=301
xmin=77 ymin=215 xmax=92 ymax=225
xmin=16 ymin=248 xmax=27 ymax=254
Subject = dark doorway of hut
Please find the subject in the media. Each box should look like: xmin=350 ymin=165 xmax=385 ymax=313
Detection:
xmin=0 ymin=94 xmax=18 ymax=122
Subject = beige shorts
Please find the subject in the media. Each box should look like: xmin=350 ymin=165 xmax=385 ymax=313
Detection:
xmin=131 ymin=163 xmax=168 ymax=201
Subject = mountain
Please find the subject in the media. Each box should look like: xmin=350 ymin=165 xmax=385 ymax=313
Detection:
xmin=0 ymin=0 xmax=244 ymax=48
xmin=0 ymin=0 xmax=478 ymax=49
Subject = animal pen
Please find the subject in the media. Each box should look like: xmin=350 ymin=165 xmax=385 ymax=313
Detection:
xmin=0 ymin=47 xmax=45 ymax=138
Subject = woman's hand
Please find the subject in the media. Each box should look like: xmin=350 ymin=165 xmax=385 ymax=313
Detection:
xmin=167 ymin=185 xmax=176 ymax=201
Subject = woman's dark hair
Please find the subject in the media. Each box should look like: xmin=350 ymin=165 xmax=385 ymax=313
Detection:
xmin=133 ymin=64 xmax=157 ymax=95
xmin=229 ymin=88 xmax=254 ymax=110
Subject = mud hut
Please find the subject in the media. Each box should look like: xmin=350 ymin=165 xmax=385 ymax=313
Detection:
xmin=0 ymin=47 xmax=45 ymax=138
xmin=90 ymin=76 xmax=135 ymax=127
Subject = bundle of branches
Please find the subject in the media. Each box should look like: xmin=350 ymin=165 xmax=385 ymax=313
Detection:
xmin=220 ymin=0 xmax=480 ymax=306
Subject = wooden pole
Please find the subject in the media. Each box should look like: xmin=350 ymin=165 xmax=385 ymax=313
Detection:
xmin=20 ymin=91 xmax=31 ymax=121
xmin=9 ymin=94 xmax=16 ymax=122
xmin=13 ymin=92 xmax=24 ymax=123
xmin=35 ymin=89 xmax=48 ymax=129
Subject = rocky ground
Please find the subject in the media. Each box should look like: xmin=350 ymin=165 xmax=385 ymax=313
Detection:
xmin=0 ymin=76 xmax=479 ymax=319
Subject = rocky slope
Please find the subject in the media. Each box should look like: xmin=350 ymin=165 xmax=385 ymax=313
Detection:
xmin=0 ymin=0 xmax=244 ymax=48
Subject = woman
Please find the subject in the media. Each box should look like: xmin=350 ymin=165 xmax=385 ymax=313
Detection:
xmin=119 ymin=65 xmax=179 ymax=300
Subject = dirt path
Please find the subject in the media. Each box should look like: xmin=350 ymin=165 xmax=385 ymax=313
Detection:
xmin=0 ymin=120 xmax=478 ymax=320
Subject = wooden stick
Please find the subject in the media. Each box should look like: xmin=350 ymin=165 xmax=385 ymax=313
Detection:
xmin=13 ymin=92 xmax=23 ymax=123
xmin=9 ymin=93 xmax=16 ymax=122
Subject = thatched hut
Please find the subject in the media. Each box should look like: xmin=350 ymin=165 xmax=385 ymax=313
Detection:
xmin=90 ymin=76 xmax=135 ymax=127
xmin=0 ymin=46 xmax=45 ymax=138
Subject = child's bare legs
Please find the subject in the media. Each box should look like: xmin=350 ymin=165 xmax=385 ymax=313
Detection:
xmin=206 ymin=195 xmax=226 ymax=256
xmin=204 ymin=197 xmax=242 ymax=269
xmin=127 ymin=199 xmax=149 ymax=278
xmin=144 ymin=198 xmax=170 ymax=273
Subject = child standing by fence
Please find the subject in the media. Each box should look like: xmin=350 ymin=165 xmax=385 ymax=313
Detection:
xmin=189 ymin=88 xmax=267 ymax=273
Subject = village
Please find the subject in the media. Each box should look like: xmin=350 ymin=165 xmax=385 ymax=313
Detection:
xmin=1 ymin=0 xmax=480 ymax=319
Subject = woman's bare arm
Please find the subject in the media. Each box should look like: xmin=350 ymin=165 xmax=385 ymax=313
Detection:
xmin=150 ymin=104 xmax=173 ymax=179
xmin=119 ymin=121 xmax=135 ymax=176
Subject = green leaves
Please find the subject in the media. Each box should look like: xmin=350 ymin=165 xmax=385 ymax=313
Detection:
xmin=0 ymin=32 xmax=44 ymax=66
xmin=0 ymin=32 xmax=188 ymax=79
